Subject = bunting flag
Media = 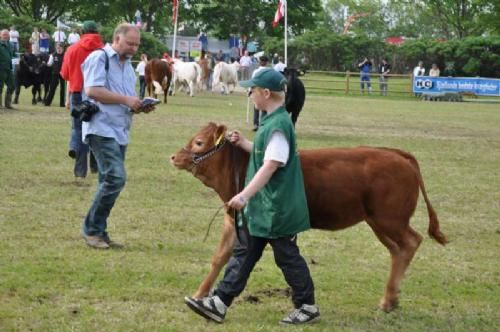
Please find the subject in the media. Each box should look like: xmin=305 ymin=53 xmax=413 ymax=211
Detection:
xmin=172 ymin=0 xmax=178 ymax=23
xmin=272 ymin=0 xmax=285 ymax=28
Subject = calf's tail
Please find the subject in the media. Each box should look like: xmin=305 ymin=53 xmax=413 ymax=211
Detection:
xmin=386 ymin=148 xmax=448 ymax=245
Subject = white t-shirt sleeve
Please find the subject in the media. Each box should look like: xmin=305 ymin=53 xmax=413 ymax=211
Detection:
xmin=264 ymin=131 xmax=289 ymax=166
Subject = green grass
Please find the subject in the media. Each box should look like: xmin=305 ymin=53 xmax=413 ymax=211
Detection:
xmin=1 ymin=90 xmax=499 ymax=331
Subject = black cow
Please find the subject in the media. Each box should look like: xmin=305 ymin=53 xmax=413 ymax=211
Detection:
xmin=13 ymin=53 xmax=50 ymax=105
xmin=283 ymin=68 xmax=306 ymax=126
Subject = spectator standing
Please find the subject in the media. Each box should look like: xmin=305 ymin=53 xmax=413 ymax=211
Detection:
xmin=67 ymin=28 xmax=80 ymax=45
xmin=273 ymin=56 xmax=286 ymax=72
xmin=0 ymin=29 xmax=15 ymax=109
xmin=135 ymin=53 xmax=147 ymax=99
xmin=30 ymin=27 xmax=40 ymax=55
xmin=239 ymin=50 xmax=252 ymax=80
xmin=413 ymin=61 xmax=425 ymax=77
xmin=53 ymin=27 xmax=66 ymax=45
xmin=206 ymin=52 xmax=215 ymax=90
xmin=185 ymin=68 xmax=319 ymax=325
xmin=442 ymin=62 xmax=456 ymax=77
xmin=44 ymin=43 xmax=65 ymax=107
xmin=198 ymin=31 xmax=208 ymax=52
xmin=429 ymin=64 xmax=440 ymax=77
xmin=39 ymin=29 xmax=50 ymax=54
xmin=252 ymin=55 xmax=270 ymax=131
xmin=378 ymin=58 xmax=391 ymax=96
xmin=60 ymin=20 xmax=103 ymax=178
xmin=80 ymin=23 xmax=155 ymax=249
xmin=9 ymin=26 xmax=19 ymax=53
xmin=239 ymin=35 xmax=248 ymax=57
xmin=229 ymin=34 xmax=239 ymax=62
xmin=272 ymin=53 xmax=279 ymax=65
xmin=247 ymin=40 xmax=257 ymax=56
xmin=358 ymin=57 xmax=373 ymax=94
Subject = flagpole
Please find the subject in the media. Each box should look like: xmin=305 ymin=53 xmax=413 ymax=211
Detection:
xmin=284 ymin=0 xmax=287 ymax=66
xmin=172 ymin=2 xmax=179 ymax=58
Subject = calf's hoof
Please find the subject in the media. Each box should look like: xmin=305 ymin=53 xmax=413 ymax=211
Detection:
xmin=379 ymin=297 xmax=399 ymax=312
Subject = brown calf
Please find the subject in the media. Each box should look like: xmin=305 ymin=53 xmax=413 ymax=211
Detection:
xmin=144 ymin=59 xmax=172 ymax=103
xmin=170 ymin=122 xmax=447 ymax=312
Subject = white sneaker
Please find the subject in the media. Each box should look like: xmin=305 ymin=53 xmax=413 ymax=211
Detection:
xmin=280 ymin=304 xmax=320 ymax=325
xmin=185 ymin=295 xmax=227 ymax=323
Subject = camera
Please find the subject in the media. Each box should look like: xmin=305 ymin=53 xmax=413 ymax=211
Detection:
xmin=71 ymin=100 xmax=100 ymax=122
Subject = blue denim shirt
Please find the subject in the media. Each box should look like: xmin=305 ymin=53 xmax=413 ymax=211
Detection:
xmin=82 ymin=44 xmax=136 ymax=146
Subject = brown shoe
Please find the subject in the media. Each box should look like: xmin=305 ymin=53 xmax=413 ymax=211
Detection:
xmin=103 ymin=235 xmax=124 ymax=249
xmin=81 ymin=231 xmax=110 ymax=249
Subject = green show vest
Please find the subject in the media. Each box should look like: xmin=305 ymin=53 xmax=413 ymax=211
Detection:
xmin=244 ymin=106 xmax=310 ymax=238
xmin=0 ymin=41 xmax=14 ymax=69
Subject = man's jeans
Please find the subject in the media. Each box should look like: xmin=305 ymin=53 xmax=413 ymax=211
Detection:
xmin=83 ymin=135 xmax=127 ymax=237
xmin=215 ymin=228 xmax=315 ymax=309
xmin=70 ymin=92 xmax=96 ymax=177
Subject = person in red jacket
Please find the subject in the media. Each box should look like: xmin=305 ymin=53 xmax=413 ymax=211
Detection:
xmin=60 ymin=21 xmax=103 ymax=179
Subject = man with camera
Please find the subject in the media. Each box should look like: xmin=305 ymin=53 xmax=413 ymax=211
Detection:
xmin=80 ymin=23 xmax=155 ymax=249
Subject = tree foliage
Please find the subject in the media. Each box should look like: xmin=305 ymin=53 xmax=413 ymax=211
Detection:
xmin=184 ymin=0 xmax=322 ymax=39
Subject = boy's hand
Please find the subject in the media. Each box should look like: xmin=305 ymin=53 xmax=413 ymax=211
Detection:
xmin=228 ymin=130 xmax=245 ymax=147
xmin=227 ymin=193 xmax=247 ymax=211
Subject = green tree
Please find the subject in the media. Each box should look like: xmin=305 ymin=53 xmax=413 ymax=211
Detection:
xmin=1 ymin=0 xmax=78 ymax=23
xmin=184 ymin=0 xmax=322 ymax=39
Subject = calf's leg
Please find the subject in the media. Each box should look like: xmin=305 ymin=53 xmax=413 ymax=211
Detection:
xmin=192 ymin=212 xmax=235 ymax=299
xmin=367 ymin=220 xmax=423 ymax=312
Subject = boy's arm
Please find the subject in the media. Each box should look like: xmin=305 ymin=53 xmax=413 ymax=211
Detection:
xmin=227 ymin=160 xmax=280 ymax=210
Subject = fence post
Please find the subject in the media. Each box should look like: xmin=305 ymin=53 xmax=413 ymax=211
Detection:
xmin=346 ymin=71 xmax=350 ymax=94
xmin=409 ymin=74 xmax=414 ymax=96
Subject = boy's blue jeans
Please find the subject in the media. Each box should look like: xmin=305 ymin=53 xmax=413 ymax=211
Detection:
xmin=82 ymin=135 xmax=127 ymax=237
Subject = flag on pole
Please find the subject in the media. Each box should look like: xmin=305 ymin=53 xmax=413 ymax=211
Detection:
xmin=172 ymin=0 xmax=178 ymax=23
xmin=272 ymin=0 xmax=285 ymax=28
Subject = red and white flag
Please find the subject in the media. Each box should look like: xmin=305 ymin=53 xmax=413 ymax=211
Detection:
xmin=272 ymin=0 xmax=285 ymax=28
xmin=172 ymin=0 xmax=178 ymax=24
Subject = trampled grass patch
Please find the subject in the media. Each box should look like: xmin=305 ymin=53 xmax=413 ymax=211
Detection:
xmin=0 ymin=90 xmax=499 ymax=331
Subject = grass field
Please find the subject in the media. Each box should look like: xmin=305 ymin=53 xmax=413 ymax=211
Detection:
xmin=1 ymin=89 xmax=499 ymax=331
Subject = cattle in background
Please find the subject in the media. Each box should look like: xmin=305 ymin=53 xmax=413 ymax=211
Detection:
xmin=283 ymin=67 xmax=306 ymax=126
xmin=212 ymin=62 xmax=239 ymax=94
xmin=171 ymin=59 xmax=202 ymax=97
xmin=171 ymin=123 xmax=448 ymax=312
xmin=144 ymin=59 xmax=172 ymax=103
xmin=13 ymin=53 xmax=50 ymax=105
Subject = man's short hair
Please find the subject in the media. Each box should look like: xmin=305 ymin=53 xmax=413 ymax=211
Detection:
xmin=259 ymin=55 xmax=269 ymax=64
xmin=113 ymin=23 xmax=140 ymax=40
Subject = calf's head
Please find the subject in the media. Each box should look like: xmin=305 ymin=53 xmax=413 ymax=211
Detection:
xmin=170 ymin=122 xmax=227 ymax=171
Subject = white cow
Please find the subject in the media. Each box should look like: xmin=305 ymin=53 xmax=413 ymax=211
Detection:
xmin=172 ymin=59 xmax=202 ymax=97
xmin=212 ymin=62 xmax=239 ymax=95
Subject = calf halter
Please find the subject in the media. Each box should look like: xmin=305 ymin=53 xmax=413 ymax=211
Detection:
xmin=184 ymin=132 xmax=227 ymax=168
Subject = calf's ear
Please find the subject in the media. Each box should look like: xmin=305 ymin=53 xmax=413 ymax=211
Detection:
xmin=214 ymin=124 xmax=227 ymax=145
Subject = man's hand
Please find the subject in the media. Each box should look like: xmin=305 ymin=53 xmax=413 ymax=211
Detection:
xmin=124 ymin=96 xmax=142 ymax=113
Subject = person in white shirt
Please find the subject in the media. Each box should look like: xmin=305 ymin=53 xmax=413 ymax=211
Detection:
xmin=413 ymin=61 xmax=425 ymax=77
xmin=238 ymin=50 xmax=252 ymax=80
xmin=9 ymin=26 xmax=19 ymax=52
xmin=429 ymin=64 xmax=440 ymax=77
xmin=67 ymin=28 xmax=80 ymax=45
xmin=273 ymin=56 xmax=286 ymax=73
xmin=135 ymin=53 xmax=148 ymax=98
xmin=52 ymin=27 xmax=66 ymax=45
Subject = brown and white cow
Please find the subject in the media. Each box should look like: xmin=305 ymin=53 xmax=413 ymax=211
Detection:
xmin=144 ymin=59 xmax=172 ymax=103
xmin=170 ymin=122 xmax=448 ymax=312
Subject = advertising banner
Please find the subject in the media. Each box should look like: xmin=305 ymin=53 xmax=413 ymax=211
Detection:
xmin=413 ymin=77 xmax=500 ymax=96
